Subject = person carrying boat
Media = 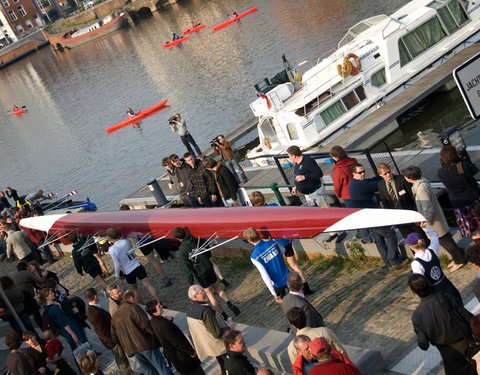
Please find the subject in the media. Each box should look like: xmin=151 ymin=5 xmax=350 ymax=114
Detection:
xmin=230 ymin=10 xmax=238 ymax=18
xmin=172 ymin=33 xmax=180 ymax=41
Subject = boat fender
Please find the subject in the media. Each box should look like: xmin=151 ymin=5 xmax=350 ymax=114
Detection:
xmin=336 ymin=58 xmax=352 ymax=77
xmin=346 ymin=53 xmax=361 ymax=75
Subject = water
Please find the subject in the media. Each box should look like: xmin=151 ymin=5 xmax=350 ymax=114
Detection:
xmin=0 ymin=0 xmax=449 ymax=209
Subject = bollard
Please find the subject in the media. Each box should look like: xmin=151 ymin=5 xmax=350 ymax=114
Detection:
xmin=271 ymin=182 xmax=287 ymax=206
xmin=147 ymin=179 xmax=169 ymax=207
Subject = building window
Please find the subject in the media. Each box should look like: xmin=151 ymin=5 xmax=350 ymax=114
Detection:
xmin=1 ymin=0 xmax=10 ymax=7
xmin=15 ymin=24 xmax=24 ymax=33
xmin=12 ymin=0 xmax=18 ymax=3
xmin=25 ymin=19 xmax=33 ymax=28
xmin=7 ymin=10 xmax=17 ymax=21
xmin=17 ymin=5 xmax=25 ymax=16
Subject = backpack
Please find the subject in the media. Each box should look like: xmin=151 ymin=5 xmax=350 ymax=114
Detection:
xmin=42 ymin=305 xmax=61 ymax=337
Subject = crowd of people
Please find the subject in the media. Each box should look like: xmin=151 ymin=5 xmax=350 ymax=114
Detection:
xmin=2 ymin=142 xmax=480 ymax=374
xmin=161 ymin=138 xmax=248 ymax=208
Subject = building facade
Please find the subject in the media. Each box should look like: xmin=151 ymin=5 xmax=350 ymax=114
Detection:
xmin=0 ymin=5 xmax=17 ymax=44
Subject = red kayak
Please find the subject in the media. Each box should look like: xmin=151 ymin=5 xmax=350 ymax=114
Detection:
xmin=13 ymin=108 xmax=24 ymax=115
xmin=182 ymin=24 xmax=205 ymax=35
xmin=211 ymin=7 xmax=257 ymax=31
xmin=105 ymin=99 xmax=168 ymax=133
xmin=163 ymin=36 xmax=188 ymax=47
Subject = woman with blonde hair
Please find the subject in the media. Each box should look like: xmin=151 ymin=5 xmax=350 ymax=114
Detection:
xmin=404 ymin=225 xmax=462 ymax=304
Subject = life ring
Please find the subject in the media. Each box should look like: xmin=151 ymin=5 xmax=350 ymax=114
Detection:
xmin=346 ymin=53 xmax=361 ymax=75
xmin=336 ymin=53 xmax=362 ymax=77
xmin=336 ymin=58 xmax=352 ymax=77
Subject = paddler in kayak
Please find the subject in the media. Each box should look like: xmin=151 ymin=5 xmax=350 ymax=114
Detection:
xmin=13 ymin=105 xmax=19 ymax=111
xmin=230 ymin=10 xmax=238 ymax=18
xmin=126 ymin=108 xmax=137 ymax=118
xmin=172 ymin=33 xmax=180 ymax=41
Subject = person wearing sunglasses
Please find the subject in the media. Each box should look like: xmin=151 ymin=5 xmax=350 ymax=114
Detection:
xmin=350 ymin=163 xmax=407 ymax=269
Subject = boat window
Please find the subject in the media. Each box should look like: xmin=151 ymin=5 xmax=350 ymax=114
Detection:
xmin=398 ymin=17 xmax=446 ymax=66
xmin=259 ymin=118 xmax=278 ymax=143
xmin=429 ymin=0 xmax=468 ymax=33
xmin=342 ymin=91 xmax=360 ymax=110
xmin=355 ymin=86 xmax=366 ymax=101
xmin=350 ymin=22 xmax=370 ymax=36
xmin=320 ymin=101 xmax=346 ymax=125
xmin=286 ymin=123 xmax=299 ymax=140
xmin=371 ymin=68 xmax=387 ymax=87
xmin=295 ymin=91 xmax=331 ymax=117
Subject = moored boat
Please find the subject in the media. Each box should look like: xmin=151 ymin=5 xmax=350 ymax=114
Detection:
xmin=247 ymin=0 xmax=480 ymax=162
xmin=52 ymin=12 xmax=128 ymax=49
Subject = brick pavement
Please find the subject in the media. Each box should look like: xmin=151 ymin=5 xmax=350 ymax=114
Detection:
xmin=0 ymin=249 xmax=478 ymax=372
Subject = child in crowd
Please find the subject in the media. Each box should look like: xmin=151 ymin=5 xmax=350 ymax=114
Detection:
xmin=43 ymin=330 xmax=76 ymax=374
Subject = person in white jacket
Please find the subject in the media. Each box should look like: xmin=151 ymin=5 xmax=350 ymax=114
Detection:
xmin=107 ymin=228 xmax=162 ymax=305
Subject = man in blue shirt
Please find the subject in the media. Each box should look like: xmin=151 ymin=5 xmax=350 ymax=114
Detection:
xmin=243 ymin=227 xmax=290 ymax=302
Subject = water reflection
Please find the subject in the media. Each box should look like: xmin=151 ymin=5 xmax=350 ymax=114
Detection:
xmin=0 ymin=0 xmax=415 ymax=208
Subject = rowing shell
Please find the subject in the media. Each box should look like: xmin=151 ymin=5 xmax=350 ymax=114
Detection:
xmin=19 ymin=207 xmax=425 ymax=239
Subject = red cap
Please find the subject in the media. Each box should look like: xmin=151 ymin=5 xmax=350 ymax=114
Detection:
xmin=309 ymin=337 xmax=331 ymax=355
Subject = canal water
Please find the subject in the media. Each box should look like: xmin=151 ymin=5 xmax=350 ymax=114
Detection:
xmin=0 ymin=0 xmax=475 ymax=209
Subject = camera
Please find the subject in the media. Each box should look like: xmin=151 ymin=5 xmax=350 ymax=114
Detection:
xmin=210 ymin=137 xmax=219 ymax=148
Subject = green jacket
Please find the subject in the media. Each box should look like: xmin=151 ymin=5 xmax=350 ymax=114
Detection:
xmin=179 ymin=236 xmax=213 ymax=284
xmin=72 ymin=237 xmax=100 ymax=274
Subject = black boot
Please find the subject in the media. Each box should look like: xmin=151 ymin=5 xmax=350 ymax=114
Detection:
xmin=221 ymin=279 xmax=230 ymax=288
xmin=303 ymin=282 xmax=314 ymax=296
xmin=227 ymin=301 xmax=240 ymax=316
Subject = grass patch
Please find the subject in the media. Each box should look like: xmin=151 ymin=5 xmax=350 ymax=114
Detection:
xmin=310 ymin=254 xmax=384 ymax=273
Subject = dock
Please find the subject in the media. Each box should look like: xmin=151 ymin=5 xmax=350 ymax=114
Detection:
xmin=120 ymin=146 xmax=480 ymax=209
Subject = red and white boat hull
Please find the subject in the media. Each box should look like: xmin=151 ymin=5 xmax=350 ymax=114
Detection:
xmin=20 ymin=207 xmax=425 ymax=239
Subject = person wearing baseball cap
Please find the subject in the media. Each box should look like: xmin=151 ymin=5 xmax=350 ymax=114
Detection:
xmin=406 ymin=224 xmax=462 ymax=304
xmin=308 ymin=337 xmax=361 ymax=375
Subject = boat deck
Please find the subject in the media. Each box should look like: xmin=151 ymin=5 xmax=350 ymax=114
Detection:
xmin=317 ymin=42 xmax=480 ymax=151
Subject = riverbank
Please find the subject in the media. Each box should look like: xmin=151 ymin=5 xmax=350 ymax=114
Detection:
xmin=0 ymin=31 xmax=49 ymax=70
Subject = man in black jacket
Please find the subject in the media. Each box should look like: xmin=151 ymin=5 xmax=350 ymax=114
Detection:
xmin=223 ymin=330 xmax=256 ymax=375
xmin=409 ymin=274 xmax=477 ymax=375
xmin=377 ymin=163 xmax=428 ymax=243
xmin=287 ymin=146 xmax=327 ymax=207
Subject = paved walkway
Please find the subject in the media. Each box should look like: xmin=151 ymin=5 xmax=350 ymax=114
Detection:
xmin=0 ymin=246 xmax=478 ymax=374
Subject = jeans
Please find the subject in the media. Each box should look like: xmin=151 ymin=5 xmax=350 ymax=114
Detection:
xmin=134 ymin=348 xmax=173 ymax=375
xmin=439 ymin=232 xmax=465 ymax=264
xmin=225 ymin=158 xmax=248 ymax=183
xmin=370 ymin=226 xmax=402 ymax=267
xmin=180 ymin=133 xmax=201 ymax=156
xmin=112 ymin=343 xmax=135 ymax=375
xmin=305 ymin=184 xmax=329 ymax=208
